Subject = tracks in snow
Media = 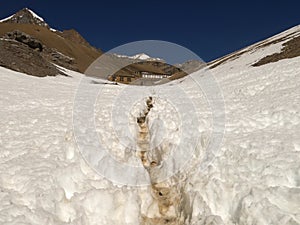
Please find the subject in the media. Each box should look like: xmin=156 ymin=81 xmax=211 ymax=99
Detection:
xmin=136 ymin=97 xmax=188 ymax=225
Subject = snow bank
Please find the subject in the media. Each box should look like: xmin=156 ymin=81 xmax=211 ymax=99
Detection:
xmin=0 ymin=38 xmax=299 ymax=224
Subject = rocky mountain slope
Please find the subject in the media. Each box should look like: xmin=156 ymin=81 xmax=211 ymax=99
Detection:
xmin=0 ymin=8 xmax=102 ymax=76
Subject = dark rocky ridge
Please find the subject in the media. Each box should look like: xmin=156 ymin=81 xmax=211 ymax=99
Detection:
xmin=4 ymin=30 xmax=43 ymax=51
xmin=0 ymin=39 xmax=64 ymax=77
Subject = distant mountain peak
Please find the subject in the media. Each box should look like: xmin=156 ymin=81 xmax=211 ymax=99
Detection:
xmin=113 ymin=53 xmax=163 ymax=62
xmin=132 ymin=53 xmax=151 ymax=60
xmin=0 ymin=8 xmax=49 ymax=28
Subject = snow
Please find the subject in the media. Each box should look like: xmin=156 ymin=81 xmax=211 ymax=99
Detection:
xmin=0 ymin=28 xmax=300 ymax=224
xmin=209 ymin=24 xmax=300 ymax=69
xmin=131 ymin=53 xmax=153 ymax=60
xmin=114 ymin=53 xmax=163 ymax=61
xmin=50 ymin=28 xmax=57 ymax=32
xmin=26 ymin=8 xmax=45 ymax=22
xmin=0 ymin=15 xmax=13 ymax=23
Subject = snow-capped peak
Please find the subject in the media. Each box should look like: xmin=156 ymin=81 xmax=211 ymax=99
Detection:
xmin=0 ymin=8 xmax=49 ymax=28
xmin=131 ymin=53 xmax=151 ymax=60
xmin=26 ymin=8 xmax=45 ymax=22
xmin=131 ymin=53 xmax=163 ymax=61
xmin=0 ymin=8 xmax=43 ymax=23
xmin=113 ymin=53 xmax=163 ymax=61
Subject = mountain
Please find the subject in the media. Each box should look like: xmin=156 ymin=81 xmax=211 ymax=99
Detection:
xmin=0 ymin=8 xmax=202 ymax=81
xmin=131 ymin=53 xmax=162 ymax=61
xmin=0 ymin=23 xmax=299 ymax=224
xmin=114 ymin=53 xmax=163 ymax=61
xmin=0 ymin=8 xmax=102 ymax=76
xmin=0 ymin=8 xmax=50 ymax=28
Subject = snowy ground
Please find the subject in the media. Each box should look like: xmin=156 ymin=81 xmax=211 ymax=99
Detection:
xmin=0 ymin=36 xmax=300 ymax=224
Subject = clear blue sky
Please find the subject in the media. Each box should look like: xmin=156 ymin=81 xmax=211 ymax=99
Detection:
xmin=1 ymin=0 xmax=300 ymax=63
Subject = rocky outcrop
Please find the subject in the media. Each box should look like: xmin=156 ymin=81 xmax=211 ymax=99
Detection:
xmin=43 ymin=48 xmax=78 ymax=72
xmin=2 ymin=30 xmax=78 ymax=74
xmin=0 ymin=39 xmax=63 ymax=77
xmin=4 ymin=30 xmax=43 ymax=51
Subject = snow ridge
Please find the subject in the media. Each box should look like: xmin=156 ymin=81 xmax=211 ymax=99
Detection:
xmin=0 ymin=15 xmax=13 ymax=23
xmin=26 ymin=8 xmax=45 ymax=22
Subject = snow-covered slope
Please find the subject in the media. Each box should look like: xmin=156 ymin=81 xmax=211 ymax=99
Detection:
xmin=209 ymin=24 xmax=300 ymax=69
xmin=0 ymin=26 xmax=300 ymax=224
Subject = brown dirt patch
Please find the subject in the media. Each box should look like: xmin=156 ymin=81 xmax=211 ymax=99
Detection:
xmin=253 ymin=35 xmax=300 ymax=66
